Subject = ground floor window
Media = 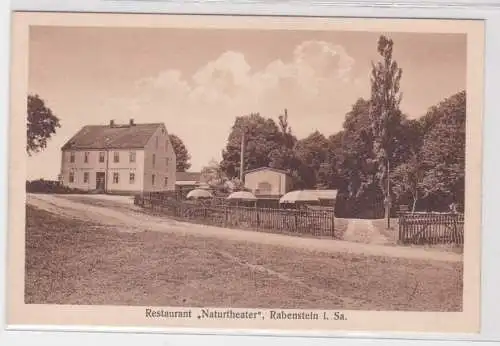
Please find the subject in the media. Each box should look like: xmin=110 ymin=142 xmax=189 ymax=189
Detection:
xmin=130 ymin=172 xmax=135 ymax=184
xmin=69 ymin=172 xmax=75 ymax=183
xmin=152 ymin=174 xmax=155 ymax=186
xmin=113 ymin=173 xmax=119 ymax=184
xmin=83 ymin=172 xmax=89 ymax=183
xmin=164 ymin=177 xmax=168 ymax=187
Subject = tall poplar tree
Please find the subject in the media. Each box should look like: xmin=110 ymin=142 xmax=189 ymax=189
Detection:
xmin=369 ymin=35 xmax=404 ymax=228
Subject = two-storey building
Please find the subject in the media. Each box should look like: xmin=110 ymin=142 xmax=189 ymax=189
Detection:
xmin=60 ymin=119 xmax=177 ymax=194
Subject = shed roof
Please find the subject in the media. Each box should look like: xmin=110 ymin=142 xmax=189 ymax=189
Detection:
xmin=244 ymin=166 xmax=290 ymax=176
xmin=61 ymin=122 xmax=163 ymax=150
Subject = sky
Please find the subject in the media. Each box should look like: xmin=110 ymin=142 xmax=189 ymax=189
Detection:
xmin=27 ymin=26 xmax=466 ymax=180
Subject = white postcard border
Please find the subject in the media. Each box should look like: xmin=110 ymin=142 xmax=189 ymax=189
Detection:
xmin=2 ymin=0 xmax=500 ymax=345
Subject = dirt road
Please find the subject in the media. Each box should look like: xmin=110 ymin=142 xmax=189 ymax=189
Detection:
xmin=26 ymin=193 xmax=462 ymax=263
xmin=343 ymin=218 xmax=389 ymax=245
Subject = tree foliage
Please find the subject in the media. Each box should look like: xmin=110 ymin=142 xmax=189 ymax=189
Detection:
xmin=27 ymin=94 xmax=60 ymax=155
xmin=220 ymin=113 xmax=282 ymax=178
xmin=389 ymin=90 xmax=466 ymax=211
xmin=368 ymin=35 xmax=404 ymax=203
xmin=169 ymin=134 xmax=191 ymax=172
xmin=390 ymin=152 xmax=425 ymax=212
xmin=419 ymin=90 xmax=466 ymax=209
xmin=214 ymin=36 xmax=465 ymax=216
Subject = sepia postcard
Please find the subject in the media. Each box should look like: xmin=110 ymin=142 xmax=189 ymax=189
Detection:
xmin=7 ymin=11 xmax=484 ymax=335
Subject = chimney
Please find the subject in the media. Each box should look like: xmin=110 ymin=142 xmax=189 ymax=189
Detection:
xmin=129 ymin=119 xmax=135 ymax=126
xmin=109 ymin=120 xmax=115 ymax=127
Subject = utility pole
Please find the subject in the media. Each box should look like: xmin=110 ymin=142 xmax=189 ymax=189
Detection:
xmin=385 ymin=158 xmax=391 ymax=229
xmin=239 ymin=130 xmax=245 ymax=183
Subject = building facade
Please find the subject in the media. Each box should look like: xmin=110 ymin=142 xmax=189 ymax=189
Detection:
xmin=60 ymin=119 xmax=177 ymax=194
xmin=244 ymin=167 xmax=293 ymax=197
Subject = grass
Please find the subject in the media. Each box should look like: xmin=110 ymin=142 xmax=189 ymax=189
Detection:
xmin=25 ymin=204 xmax=463 ymax=311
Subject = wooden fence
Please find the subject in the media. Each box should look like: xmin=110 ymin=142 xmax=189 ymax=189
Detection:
xmin=134 ymin=193 xmax=336 ymax=239
xmin=398 ymin=212 xmax=464 ymax=245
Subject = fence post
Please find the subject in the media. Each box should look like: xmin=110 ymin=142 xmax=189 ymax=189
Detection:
xmin=398 ymin=213 xmax=404 ymax=245
xmin=331 ymin=212 xmax=335 ymax=239
xmin=224 ymin=206 xmax=228 ymax=227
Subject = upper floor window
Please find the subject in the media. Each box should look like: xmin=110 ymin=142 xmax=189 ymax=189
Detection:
xmin=70 ymin=152 xmax=75 ymax=163
xmin=113 ymin=173 xmax=119 ymax=184
xmin=165 ymin=139 xmax=168 ymax=150
xmin=155 ymin=137 xmax=159 ymax=149
xmin=113 ymin=152 xmax=120 ymax=163
xmin=84 ymin=152 xmax=90 ymax=163
xmin=152 ymin=154 xmax=156 ymax=167
xmin=129 ymin=151 xmax=136 ymax=163
xmin=99 ymin=152 xmax=105 ymax=163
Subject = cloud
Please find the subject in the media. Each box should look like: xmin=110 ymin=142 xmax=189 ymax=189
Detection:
xmin=100 ymin=40 xmax=364 ymax=170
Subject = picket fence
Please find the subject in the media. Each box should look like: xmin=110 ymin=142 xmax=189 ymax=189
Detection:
xmin=134 ymin=193 xmax=336 ymax=239
xmin=398 ymin=212 xmax=464 ymax=245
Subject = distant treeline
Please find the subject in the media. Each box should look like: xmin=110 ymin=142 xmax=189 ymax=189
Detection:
xmin=203 ymin=91 xmax=465 ymax=218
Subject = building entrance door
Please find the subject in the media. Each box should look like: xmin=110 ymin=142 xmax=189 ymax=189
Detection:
xmin=96 ymin=172 xmax=106 ymax=192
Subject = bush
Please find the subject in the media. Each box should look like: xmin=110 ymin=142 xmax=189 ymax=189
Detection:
xmin=26 ymin=179 xmax=88 ymax=194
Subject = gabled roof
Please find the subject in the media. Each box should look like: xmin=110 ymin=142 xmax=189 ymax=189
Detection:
xmin=244 ymin=166 xmax=290 ymax=176
xmin=176 ymin=171 xmax=202 ymax=182
xmin=61 ymin=122 xmax=163 ymax=150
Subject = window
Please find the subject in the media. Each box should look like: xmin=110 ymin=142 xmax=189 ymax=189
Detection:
xmin=164 ymin=177 xmax=168 ymax=187
xmin=83 ymin=172 xmax=89 ymax=183
xmin=152 ymin=174 xmax=155 ymax=186
xmin=99 ymin=152 xmax=105 ymax=163
xmin=113 ymin=173 xmax=119 ymax=184
xmin=129 ymin=172 xmax=135 ymax=184
xmin=113 ymin=152 xmax=119 ymax=163
xmin=70 ymin=152 xmax=75 ymax=163
xmin=155 ymin=137 xmax=159 ymax=149
xmin=257 ymin=181 xmax=272 ymax=195
xmin=129 ymin=151 xmax=136 ymax=163
xmin=84 ymin=152 xmax=90 ymax=163
xmin=69 ymin=172 xmax=75 ymax=183
xmin=152 ymin=154 xmax=156 ymax=167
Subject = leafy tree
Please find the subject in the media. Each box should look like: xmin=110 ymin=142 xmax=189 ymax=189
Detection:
xmin=27 ymin=94 xmax=60 ymax=155
xmin=268 ymin=109 xmax=304 ymax=186
xmin=201 ymin=159 xmax=227 ymax=187
xmin=220 ymin=113 xmax=282 ymax=178
xmin=390 ymin=152 xmax=425 ymax=212
xmin=316 ymin=132 xmax=345 ymax=190
xmin=369 ymin=35 xmax=404 ymax=225
xmin=277 ymin=108 xmax=297 ymax=149
xmin=293 ymin=131 xmax=331 ymax=189
xmin=336 ymin=98 xmax=378 ymax=198
xmin=268 ymin=147 xmax=299 ymax=174
xmin=419 ymin=90 xmax=466 ymax=209
xmin=169 ymin=134 xmax=191 ymax=172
